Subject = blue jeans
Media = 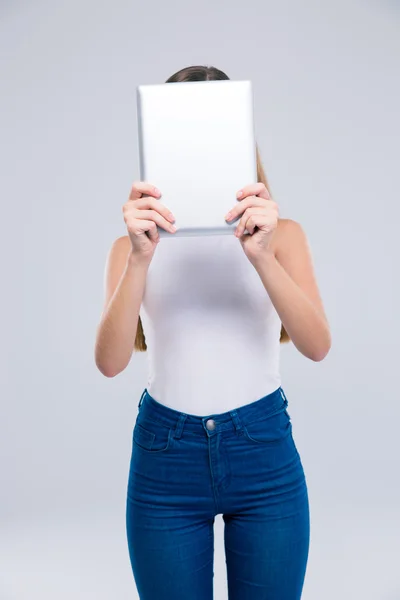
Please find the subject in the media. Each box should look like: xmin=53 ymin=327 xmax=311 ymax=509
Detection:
xmin=126 ymin=386 xmax=310 ymax=599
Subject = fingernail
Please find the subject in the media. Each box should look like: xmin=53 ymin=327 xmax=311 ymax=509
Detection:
xmin=170 ymin=225 xmax=177 ymax=232
xmin=225 ymin=212 xmax=232 ymax=221
xmin=237 ymin=190 xmax=243 ymax=198
xmin=168 ymin=213 xmax=175 ymax=222
xmin=154 ymin=187 xmax=161 ymax=196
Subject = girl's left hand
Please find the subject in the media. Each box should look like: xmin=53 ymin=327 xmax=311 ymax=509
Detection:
xmin=224 ymin=182 xmax=279 ymax=264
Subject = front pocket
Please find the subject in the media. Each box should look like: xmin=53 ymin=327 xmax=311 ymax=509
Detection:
xmin=242 ymin=408 xmax=292 ymax=445
xmin=133 ymin=419 xmax=172 ymax=453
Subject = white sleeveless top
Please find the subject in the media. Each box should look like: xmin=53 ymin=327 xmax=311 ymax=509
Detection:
xmin=139 ymin=234 xmax=282 ymax=415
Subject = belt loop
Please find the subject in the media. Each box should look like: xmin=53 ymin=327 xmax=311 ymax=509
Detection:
xmin=279 ymin=387 xmax=288 ymax=407
xmin=173 ymin=414 xmax=187 ymax=439
xmin=229 ymin=410 xmax=243 ymax=432
xmin=138 ymin=389 xmax=146 ymax=409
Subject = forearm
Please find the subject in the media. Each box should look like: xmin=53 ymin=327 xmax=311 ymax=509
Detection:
xmin=95 ymin=251 xmax=149 ymax=377
xmin=253 ymin=253 xmax=331 ymax=361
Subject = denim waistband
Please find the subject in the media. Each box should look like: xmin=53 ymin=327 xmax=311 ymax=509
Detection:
xmin=136 ymin=387 xmax=289 ymax=438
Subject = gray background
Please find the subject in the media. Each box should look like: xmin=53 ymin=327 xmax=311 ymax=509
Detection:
xmin=1 ymin=0 xmax=399 ymax=598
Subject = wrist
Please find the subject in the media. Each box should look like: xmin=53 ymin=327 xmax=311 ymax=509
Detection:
xmin=250 ymin=248 xmax=277 ymax=271
xmin=127 ymin=249 xmax=152 ymax=271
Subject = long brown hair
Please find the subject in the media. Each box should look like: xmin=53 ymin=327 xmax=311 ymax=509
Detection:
xmin=134 ymin=65 xmax=290 ymax=352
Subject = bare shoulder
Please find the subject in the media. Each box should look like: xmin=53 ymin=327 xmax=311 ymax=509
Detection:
xmin=107 ymin=234 xmax=132 ymax=260
xmin=101 ymin=235 xmax=132 ymax=311
xmin=105 ymin=234 xmax=132 ymax=276
xmin=113 ymin=234 xmax=131 ymax=249
xmin=272 ymin=218 xmax=329 ymax=326
xmin=271 ymin=218 xmax=307 ymax=257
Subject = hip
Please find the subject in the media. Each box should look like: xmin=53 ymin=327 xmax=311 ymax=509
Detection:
xmin=127 ymin=386 xmax=308 ymax=514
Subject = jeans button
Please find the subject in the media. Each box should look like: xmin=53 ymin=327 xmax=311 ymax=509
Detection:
xmin=206 ymin=419 xmax=216 ymax=431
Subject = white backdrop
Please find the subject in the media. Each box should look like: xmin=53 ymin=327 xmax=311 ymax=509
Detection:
xmin=1 ymin=0 xmax=399 ymax=598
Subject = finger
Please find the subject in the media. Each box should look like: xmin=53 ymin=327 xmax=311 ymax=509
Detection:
xmin=129 ymin=181 xmax=161 ymax=201
xmin=238 ymin=214 xmax=274 ymax=237
xmin=237 ymin=182 xmax=270 ymax=201
xmin=144 ymin=220 xmax=159 ymax=243
xmin=235 ymin=208 xmax=267 ymax=237
xmin=129 ymin=197 xmax=175 ymax=223
xmin=225 ymin=196 xmax=265 ymax=222
xmin=133 ymin=208 xmax=176 ymax=233
xmin=129 ymin=218 xmax=159 ymax=243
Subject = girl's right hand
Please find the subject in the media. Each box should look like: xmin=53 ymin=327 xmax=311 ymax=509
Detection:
xmin=122 ymin=181 xmax=176 ymax=262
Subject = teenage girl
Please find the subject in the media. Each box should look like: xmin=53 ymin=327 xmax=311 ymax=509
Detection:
xmin=95 ymin=65 xmax=331 ymax=600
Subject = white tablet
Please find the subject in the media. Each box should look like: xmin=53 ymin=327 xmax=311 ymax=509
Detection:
xmin=136 ymin=79 xmax=257 ymax=238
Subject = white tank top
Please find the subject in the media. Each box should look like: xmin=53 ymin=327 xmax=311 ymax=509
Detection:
xmin=139 ymin=234 xmax=282 ymax=415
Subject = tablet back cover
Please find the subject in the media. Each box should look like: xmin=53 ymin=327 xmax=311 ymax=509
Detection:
xmin=137 ymin=79 xmax=257 ymax=238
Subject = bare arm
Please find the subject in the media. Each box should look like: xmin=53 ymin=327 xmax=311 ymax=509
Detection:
xmin=94 ymin=180 xmax=176 ymax=377
xmin=254 ymin=219 xmax=331 ymax=361
xmin=94 ymin=237 xmax=149 ymax=377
